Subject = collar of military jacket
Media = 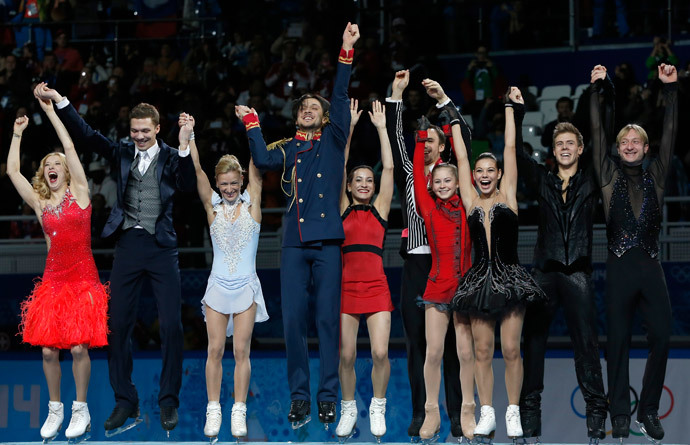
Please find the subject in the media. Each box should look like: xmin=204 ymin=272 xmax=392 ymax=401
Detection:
xmin=294 ymin=130 xmax=322 ymax=141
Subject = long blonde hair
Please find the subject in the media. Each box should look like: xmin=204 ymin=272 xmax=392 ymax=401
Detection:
xmin=32 ymin=152 xmax=71 ymax=200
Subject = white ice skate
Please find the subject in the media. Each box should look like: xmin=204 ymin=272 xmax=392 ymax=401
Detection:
xmin=369 ymin=397 xmax=387 ymax=443
xmin=231 ymin=402 xmax=248 ymax=440
xmin=336 ymin=400 xmax=357 ymax=443
xmin=65 ymin=401 xmax=91 ymax=444
xmin=473 ymin=405 xmax=496 ymax=444
xmin=204 ymin=401 xmax=222 ymax=444
xmin=506 ymin=404 xmax=523 ymax=442
xmin=40 ymin=401 xmax=64 ymax=443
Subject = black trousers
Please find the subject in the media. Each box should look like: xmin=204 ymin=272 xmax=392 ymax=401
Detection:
xmin=606 ymin=248 xmax=672 ymax=420
xmin=521 ymin=269 xmax=607 ymax=434
xmin=107 ymin=229 xmax=183 ymax=409
xmin=400 ymin=253 xmax=462 ymax=419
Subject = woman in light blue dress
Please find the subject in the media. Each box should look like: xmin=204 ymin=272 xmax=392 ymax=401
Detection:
xmin=179 ymin=113 xmax=268 ymax=441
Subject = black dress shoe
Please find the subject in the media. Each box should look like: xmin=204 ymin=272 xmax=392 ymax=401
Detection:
xmin=449 ymin=412 xmax=462 ymax=437
xmin=160 ymin=406 xmax=178 ymax=431
xmin=318 ymin=401 xmax=336 ymax=423
xmin=587 ymin=413 xmax=607 ymax=439
xmin=407 ymin=413 xmax=425 ymax=437
xmin=612 ymin=415 xmax=630 ymax=438
xmin=104 ymin=404 xmax=139 ymax=431
xmin=638 ymin=412 xmax=664 ymax=440
xmin=287 ymin=400 xmax=310 ymax=423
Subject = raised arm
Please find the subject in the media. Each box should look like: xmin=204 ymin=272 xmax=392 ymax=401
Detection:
xmin=502 ymin=87 xmax=522 ymax=210
xmin=412 ymin=117 xmax=436 ymax=217
xmin=178 ymin=113 xmax=214 ymax=214
xmin=589 ymin=65 xmax=616 ymax=187
xmin=236 ymin=105 xmax=284 ymax=171
xmin=442 ymin=111 xmax=476 ymax=212
xmin=328 ymin=22 xmax=360 ymax=147
xmin=35 ymin=92 xmax=90 ymax=207
xmin=340 ymin=98 xmax=363 ymax=214
xmin=6 ymin=116 xmax=40 ymax=211
xmin=648 ymin=63 xmax=679 ymax=189
xmin=370 ymin=100 xmax=395 ymax=219
xmin=34 ymin=82 xmax=118 ymax=161
xmin=247 ymin=159 xmax=262 ymax=223
xmin=386 ymin=70 xmax=413 ymax=185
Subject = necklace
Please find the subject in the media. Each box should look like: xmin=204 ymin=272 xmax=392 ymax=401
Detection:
xmin=222 ymin=196 xmax=241 ymax=221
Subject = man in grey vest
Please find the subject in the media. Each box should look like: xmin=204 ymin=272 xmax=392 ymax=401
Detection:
xmin=35 ymin=84 xmax=196 ymax=436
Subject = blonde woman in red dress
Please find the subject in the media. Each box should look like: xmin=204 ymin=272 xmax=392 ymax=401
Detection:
xmin=8 ymin=86 xmax=109 ymax=442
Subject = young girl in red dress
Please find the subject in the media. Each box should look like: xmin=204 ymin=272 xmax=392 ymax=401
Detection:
xmin=8 ymin=84 xmax=109 ymax=442
xmin=335 ymin=99 xmax=394 ymax=442
xmin=412 ymin=79 xmax=475 ymax=443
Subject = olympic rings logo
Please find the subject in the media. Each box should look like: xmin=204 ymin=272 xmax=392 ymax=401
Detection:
xmin=570 ymin=385 xmax=674 ymax=436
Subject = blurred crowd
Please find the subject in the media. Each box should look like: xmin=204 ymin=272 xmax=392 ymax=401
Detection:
xmin=1 ymin=0 xmax=690 ymax=265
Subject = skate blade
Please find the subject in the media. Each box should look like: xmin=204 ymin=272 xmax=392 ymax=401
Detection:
xmin=410 ymin=436 xmax=421 ymax=444
xmin=337 ymin=426 xmax=356 ymax=443
xmin=104 ymin=417 xmax=143 ymax=437
xmin=473 ymin=432 xmax=495 ymax=444
xmin=420 ymin=433 xmax=439 ymax=444
xmin=291 ymin=415 xmax=312 ymax=430
xmin=635 ymin=420 xmax=662 ymax=445
xmin=67 ymin=432 xmax=91 ymax=444
xmin=42 ymin=433 xmax=59 ymax=444
xmin=512 ymin=435 xmax=538 ymax=445
xmin=206 ymin=436 xmax=218 ymax=445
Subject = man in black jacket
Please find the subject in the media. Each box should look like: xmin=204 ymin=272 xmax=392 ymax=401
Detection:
xmin=517 ymin=104 xmax=608 ymax=441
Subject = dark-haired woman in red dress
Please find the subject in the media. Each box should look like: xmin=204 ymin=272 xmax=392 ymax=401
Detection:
xmin=335 ymin=99 xmax=394 ymax=442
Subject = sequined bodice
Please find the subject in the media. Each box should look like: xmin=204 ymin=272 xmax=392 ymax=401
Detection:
xmin=607 ymin=170 xmax=661 ymax=258
xmin=209 ymin=191 xmax=260 ymax=277
xmin=41 ymin=189 xmax=97 ymax=279
xmin=468 ymin=202 xmax=520 ymax=265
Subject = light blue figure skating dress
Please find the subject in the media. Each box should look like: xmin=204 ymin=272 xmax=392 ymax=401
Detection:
xmin=201 ymin=190 xmax=269 ymax=336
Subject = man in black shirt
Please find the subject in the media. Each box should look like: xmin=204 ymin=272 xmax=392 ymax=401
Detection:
xmin=517 ymin=106 xmax=608 ymax=441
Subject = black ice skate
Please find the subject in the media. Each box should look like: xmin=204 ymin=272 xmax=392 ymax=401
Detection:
xmin=288 ymin=400 xmax=311 ymax=430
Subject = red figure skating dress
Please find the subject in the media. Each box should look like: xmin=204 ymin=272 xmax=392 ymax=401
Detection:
xmin=19 ymin=189 xmax=109 ymax=349
xmin=340 ymin=205 xmax=394 ymax=314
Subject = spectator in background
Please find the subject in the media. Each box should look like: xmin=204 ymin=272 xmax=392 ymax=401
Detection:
xmin=87 ymin=161 xmax=117 ymax=209
xmin=646 ymin=37 xmax=678 ymax=80
xmin=39 ymin=53 xmax=59 ymax=88
xmin=10 ymin=202 xmax=44 ymax=239
xmin=264 ymin=39 xmax=311 ymax=110
xmin=11 ymin=0 xmax=53 ymax=61
xmin=53 ymin=29 xmax=84 ymax=77
xmin=541 ymin=97 xmax=574 ymax=148
xmin=155 ymin=43 xmax=181 ymax=84
xmin=0 ymin=162 xmax=23 ymax=237
xmin=464 ymin=45 xmax=498 ymax=116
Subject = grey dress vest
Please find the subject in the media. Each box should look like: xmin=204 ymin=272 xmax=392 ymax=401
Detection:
xmin=122 ymin=152 xmax=162 ymax=235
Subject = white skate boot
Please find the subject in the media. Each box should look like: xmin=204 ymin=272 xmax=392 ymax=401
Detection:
xmin=204 ymin=401 xmax=222 ymax=444
xmin=65 ymin=401 xmax=91 ymax=444
xmin=369 ymin=397 xmax=387 ymax=443
xmin=231 ymin=402 xmax=248 ymax=439
xmin=506 ymin=404 xmax=524 ymax=442
xmin=40 ymin=401 xmax=64 ymax=443
xmin=336 ymin=400 xmax=357 ymax=443
xmin=473 ymin=405 xmax=496 ymax=444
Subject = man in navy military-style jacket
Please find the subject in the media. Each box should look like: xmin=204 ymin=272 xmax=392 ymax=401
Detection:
xmin=36 ymin=84 xmax=196 ymax=435
xmin=236 ymin=22 xmax=360 ymax=428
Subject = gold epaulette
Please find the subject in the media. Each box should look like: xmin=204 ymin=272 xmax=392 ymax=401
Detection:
xmin=267 ymin=137 xmax=292 ymax=151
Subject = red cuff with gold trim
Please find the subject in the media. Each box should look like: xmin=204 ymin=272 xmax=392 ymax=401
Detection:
xmin=338 ymin=48 xmax=354 ymax=65
xmin=242 ymin=113 xmax=260 ymax=131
